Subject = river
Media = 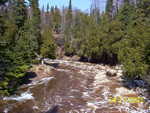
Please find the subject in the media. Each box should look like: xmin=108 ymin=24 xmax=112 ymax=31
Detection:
xmin=0 ymin=59 xmax=150 ymax=113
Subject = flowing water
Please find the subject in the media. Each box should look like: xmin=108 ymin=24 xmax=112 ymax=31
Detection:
xmin=0 ymin=59 xmax=150 ymax=113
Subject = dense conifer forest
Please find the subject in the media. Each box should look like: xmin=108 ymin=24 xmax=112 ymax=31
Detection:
xmin=0 ymin=0 xmax=149 ymax=96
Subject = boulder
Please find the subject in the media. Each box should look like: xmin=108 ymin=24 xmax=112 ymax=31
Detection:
xmin=45 ymin=105 xmax=59 ymax=113
xmin=106 ymin=69 xmax=117 ymax=77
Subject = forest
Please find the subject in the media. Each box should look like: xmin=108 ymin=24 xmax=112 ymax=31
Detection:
xmin=0 ymin=0 xmax=150 ymax=96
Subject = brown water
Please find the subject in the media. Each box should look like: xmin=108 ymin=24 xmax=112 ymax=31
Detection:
xmin=0 ymin=60 xmax=150 ymax=113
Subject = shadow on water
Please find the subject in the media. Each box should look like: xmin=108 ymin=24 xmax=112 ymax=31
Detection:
xmin=79 ymin=53 xmax=118 ymax=66
xmin=20 ymin=72 xmax=37 ymax=85
xmin=121 ymin=76 xmax=149 ymax=89
xmin=121 ymin=76 xmax=150 ymax=101
xmin=45 ymin=105 xmax=59 ymax=113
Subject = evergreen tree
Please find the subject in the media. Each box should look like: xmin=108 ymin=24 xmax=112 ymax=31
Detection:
xmin=67 ymin=0 xmax=73 ymax=24
xmin=64 ymin=0 xmax=74 ymax=56
xmin=14 ymin=0 xmax=27 ymax=28
xmin=41 ymin=5 xmax=46 ymax=29
xmin=106 ymin=0 xmax=113 ymax=15
xmin=40 ymin=27 xmax=56 ymax=59
xmin=138 ymin=0 xmax=150 ymax=17
xmin=52 ymin=6 xmax=61 ymax=33
xmin=116 ymin=1 xmax=135 ymax=29
xmin=46 ymin=3 xmax=50 ymax=12
xmin=0 ymin=0 xmax=29 ymax=95
xmin=29 ymin=0 xmax=41 ymax=53
xmin=45 ymin=4 xmax=51 ymax=28
xmin=115 ymin=1 xmax=150 ymax=78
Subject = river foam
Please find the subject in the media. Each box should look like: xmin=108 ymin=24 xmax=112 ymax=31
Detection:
xmin=3 ymin=91 xmax=34 ymax=102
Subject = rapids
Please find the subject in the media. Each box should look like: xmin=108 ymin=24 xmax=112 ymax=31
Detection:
xmin=0 ymin=59 xmax=150 ymax=113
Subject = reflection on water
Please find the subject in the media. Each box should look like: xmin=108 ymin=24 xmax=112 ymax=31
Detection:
xmin=0 ymin=60 xmax=150 ymax=113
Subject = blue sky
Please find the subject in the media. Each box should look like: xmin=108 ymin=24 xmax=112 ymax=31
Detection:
xmin=39 ymin=0 xmax=107 ymax=12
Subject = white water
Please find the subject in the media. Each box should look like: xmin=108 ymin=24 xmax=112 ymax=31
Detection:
xmin=2 ymin=59 xmax=150 ymax=113
xmin=3 ymin=91 xmax=34 ymax=101
xmin=3 ymin=76 xmax=54 ymax=102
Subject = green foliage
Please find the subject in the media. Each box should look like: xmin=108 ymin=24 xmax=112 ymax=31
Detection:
xmin=0 ymin=0 xmax=44 ymax=96
xmin=115 ymin=2 xmax=150 ymax=78
xmin=0 ymin=0 xmax=28 ymax=95
xmin=64 ymin=0 xmax=150 ymax=80
xmin=106 ymin=0 xmax=113 ymax=14
xmin=65 ymin=12 xmax=122 ymax=64
xmin=29 ymin=0 xmax=41 ymax=53
xmin=145 ymin=45 xmax=150 ymax=65
xmin=65 ymin=0 xmax=73 ymax=26
xmin=40 ymin=27 xmax=56 ymax=59
xmin=118 ymin=46 xmax=148 ymax=77
xmin=51 ymin=6 xmax=61 ymax=33
xmin=116 ymin=2 xmax=136 ymax=30
xmin=64 ymin=0 xmax=74 ymax=56
xmin=14 ymin=0 xmax=27 ymax=28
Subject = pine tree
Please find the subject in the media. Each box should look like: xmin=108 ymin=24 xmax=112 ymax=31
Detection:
xmin=40 ymin=27 xmax=56 ymax=59
xmin=65 ymin=0 xmax=73 ymax=27
xmin=116 ymin=1 xmax=135 ymax=28
xmin=46 ymin=3 xmax=49 ymax=12
xmin=138 ymin=0 xmax=150 ymax=17
xmin=115 ymin=1 xmax=150 ymax=78
xmin=45 ymin=4 xmax=51 ymax=28
xmin=41 ymin=5 xmax=46 ymax=29
xmin=13 ymin=0 xmax=27 ymax=28
xmin=106 ymin=0 xmax=113 ymax=16
xmin=0 ymin=0 xmax=29 ymax=95
xmin=28 ymin=0 xmax=41 ymax=53
xmin=52 ymin=6 xmax=61 ymax=33
xmin=64 ymin=0 xmax=75 ymax=56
